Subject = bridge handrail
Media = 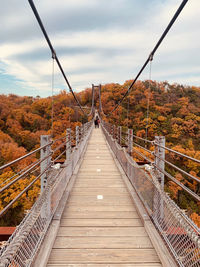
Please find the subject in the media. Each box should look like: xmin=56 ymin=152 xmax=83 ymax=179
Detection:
xmin=103 ymin=121 xmax=200 ymax=197
xmin=0 ymin=154 xmax=51 ymax=194
xmin=155 ymin=142 xmax=200 ymax=164
xmin=101 ymin=120 xmax=200 ymax=267
xmin=153 ymin=161 xmax=200 ymax=202
xmin=0 ymin=120 xmax=93 ymax=266
xmin=0 ymin=162 xmax=51 ymax=218
xmin=122 ymin=130 xmax=154 ymax=144
xmin=0 ymin=121 xmax=91 ymax=198
xmin=0 ymin=142 xmax=53 ymax=171
xmin=0 ymin=160 xmax=40 ymax=187
xmin=133 ymin=134 xmax=153 ymax=143
xmin=114 ymin=124 xmax=200 ymax=164
xmin=52 ymin=140 xmax=67 ymax=153
xmin=154 ymin=152 xmax=200 ymax=184
xmin=52 ymin=135 xmax=66 ymax=143
xmin=132 ymin=141 xmax=153 ymax=155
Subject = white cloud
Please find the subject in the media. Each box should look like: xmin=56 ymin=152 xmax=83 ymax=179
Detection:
xmin=0 ymin=0 xmax=200 ymax=97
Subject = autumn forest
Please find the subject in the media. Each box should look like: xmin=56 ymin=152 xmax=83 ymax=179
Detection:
xmin=0 ymin=79 xmax=200 ymax=227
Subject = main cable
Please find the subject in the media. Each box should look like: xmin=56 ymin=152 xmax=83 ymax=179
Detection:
xmin=51 ymin=57 xmax=55 ymax=137
xmin=109 ymin=0 xmax=188 ymax=115
xmin=145 ymin=60 xmax=152 ymax=142
xmin=28 ymin=0 xmax=86 ymax=115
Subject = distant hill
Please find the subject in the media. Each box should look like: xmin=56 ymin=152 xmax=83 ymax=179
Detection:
xmin=0 ymin=80 xmax=200 ymax=226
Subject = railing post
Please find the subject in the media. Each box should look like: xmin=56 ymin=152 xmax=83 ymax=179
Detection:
xmin=154 ymin=136 xmax=165 ymax=189
xmin=128 ymin=129 xmax=133 ymax=155
xmin=66 ymin=128 xmax=71 ymax=161
xmin=113 ymin=125 xmax=116 ymax=139
xmin=83 ymin=123 xmax=86 ymax=137
xmin=40 ymin=135 xmax=51 ymax=193
xmin=118 ymin=126 xmax=122 ymax=145
xmin=79 ymin=125 xmax=82 ymax=141
xmin=76 ymin=126 xmax=79 ymax=147
xmin=82 ymin=125 xmax=84 ymax=139
xmin=154 ymin=136 xmax=165 ymax=221
xmin=40 ymin=135 xmax=51 ymax=220
xmin=81 ymin=124 xmax=84 ymax=139
xmin=112 ymin=125 xmax=115 ymax=139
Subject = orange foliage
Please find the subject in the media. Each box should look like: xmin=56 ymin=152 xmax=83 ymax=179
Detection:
xmin=190 ymin=213 xmax=200 ymax=228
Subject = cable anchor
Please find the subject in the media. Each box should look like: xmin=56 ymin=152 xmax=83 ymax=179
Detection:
xmin=149 ymin=53 xmax=154 ymax=61
xmin=52 ymin=50 xmax=56 ymax=59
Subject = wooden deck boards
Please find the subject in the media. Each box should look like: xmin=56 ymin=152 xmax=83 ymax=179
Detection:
xmin=47 ymin=128 xmax=162 ymax=266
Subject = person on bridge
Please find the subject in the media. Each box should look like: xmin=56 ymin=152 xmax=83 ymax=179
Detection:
xmin=94 ymin=116 xmax=100 ymax=128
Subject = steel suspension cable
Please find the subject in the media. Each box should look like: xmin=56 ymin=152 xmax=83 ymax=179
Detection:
xmin=51 ymin=57 xmax=55 ymax=137
xmin=109 ymin=0 xmax=188 ymax=115
xmin=98 ymin=84 xmax=106 ymax=117
xmin=28 ymin=0 xmax=86 ymax=115
xmin=126 ymin=88 xmax=130 ymax=128
xmin=145 ymin=60 xmax=152 ymax=141
xmin=88 ymin=84 xmax=95 ymax=117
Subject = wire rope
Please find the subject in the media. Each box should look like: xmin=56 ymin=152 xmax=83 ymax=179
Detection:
xmin=127 ymin=87 xmax=130 ymax=129
xmin=51 ymin=56 xmax=55 ymax=137
xmin=145 ymin=59 xmax=152 ymax=141
xmin=108 ymin=0 xmax=188 ymax=116
xmin=28 ymin=0 xmax=86 ymax=115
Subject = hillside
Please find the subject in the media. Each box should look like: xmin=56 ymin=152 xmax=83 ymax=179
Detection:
xmin=98 ymin=80 xmax=200 ymax=226
xmin=0 ymin=80 xmax=200 ymax=226
xmin=0 ymin=90 xmax=90 ymax=225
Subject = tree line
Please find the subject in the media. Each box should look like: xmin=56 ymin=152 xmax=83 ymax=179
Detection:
xmin=0 ymin=80 xmax=200 ymax=226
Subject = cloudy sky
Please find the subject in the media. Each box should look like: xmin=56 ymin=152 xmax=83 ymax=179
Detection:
xmin=0 ymin=0 xmax=199 ymax=97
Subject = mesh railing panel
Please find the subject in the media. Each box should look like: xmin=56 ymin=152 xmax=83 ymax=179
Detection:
xmin=0 ymin=121 xmax=93 ymax=267
xmin=101 ymin=122 xmax=200 ymax=267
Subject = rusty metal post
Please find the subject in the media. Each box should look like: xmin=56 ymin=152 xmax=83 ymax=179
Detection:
xmin=128 ymin=129 xmax=133 ymax=155
xmin=40 ymin=135 xmax=51 ymax=193
xmin=66 ymin=128 xmax=71 ymax=161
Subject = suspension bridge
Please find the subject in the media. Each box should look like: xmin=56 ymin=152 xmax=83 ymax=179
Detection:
xmin=0 ymin=99 xmax=200 ymax=266
xmin=1 ymin=0 xmax=200 ymax=266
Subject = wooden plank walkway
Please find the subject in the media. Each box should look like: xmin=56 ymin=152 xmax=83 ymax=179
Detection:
xmin=47 ymin=128 xmax=162 ymax=267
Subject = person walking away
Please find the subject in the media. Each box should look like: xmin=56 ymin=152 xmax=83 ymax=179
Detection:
xmin=94 ymin=118 xmax=98 ymax=128
xmin=94 ymin=116 xmax=100 ymax=128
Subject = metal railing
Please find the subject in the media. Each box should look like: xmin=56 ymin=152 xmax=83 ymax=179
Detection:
xmin=101 ymin=120 xmax=200 ymax=267
xmin=103 ymin=122 xmax=200 ymax=201
xmin=0 ymin=120 xmax=93 ymax=267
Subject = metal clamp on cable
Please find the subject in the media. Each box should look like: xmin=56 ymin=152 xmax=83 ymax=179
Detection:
xmin=149 ymin=52 xmax=154 ymax=61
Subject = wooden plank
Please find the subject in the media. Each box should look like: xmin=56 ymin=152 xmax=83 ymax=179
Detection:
xmin=81 ymin=163 xmax=118 ymax=168
xmin=80 ymin=168 xmax=119 ymax=173
xmin=75 ymin=176 xmax=122 ymax=180
xmin=75 ymin=179 xmax=123 ymax=183
xmin=78 ymin=170 xmax=120 ymax=174
xmin=61 ymin=211 xmax=139 ymax=219
xmin=81 ymin=160 xmax=116 ymax=165
xmin=53 ymin=236 xmax=153 ymax=249
xmin=57 ymin=227 xmax=148 ymax=237
xmin=84 ymin=155 xmax=113 ymax=159
xmin=68 ymin=195 xmax=132 ymax=202
xmin=47 ymin=264 xmax=162 ymax=267
xmin=74 ymin=181 xmax=125 ymax=188
xmin=86 ymin=148 xmax=110 ymax=150
xmin=77 ymin=176 xmax=122 ymax=182
xmin=48 ymin=248 xmax=160 ymax=263
xmin=77 ymin=173 xmax=122 ymax=176
xmin=71 ymin=187 xmax=128 ymax=194
xmin=67 ymin=198 xmax=133 ymax=206
xmin=60 ymin=218 xmax=142 ymax=227
xmin=70 ymin=193 xmax=128 ymax=197
xmin=63 ymin=205 xmax=136 ymax=212
xmin=75 ymin=177 xmax=124 ymax=181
